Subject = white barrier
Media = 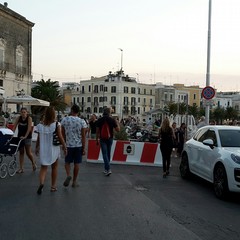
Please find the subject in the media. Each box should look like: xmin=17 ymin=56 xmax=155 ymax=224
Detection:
xmin=87 ymin=139 xmax=162 ymax=167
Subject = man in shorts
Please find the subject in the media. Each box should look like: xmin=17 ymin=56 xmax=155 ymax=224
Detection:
xmin=61 ymin=105 xmax=87 ymax=187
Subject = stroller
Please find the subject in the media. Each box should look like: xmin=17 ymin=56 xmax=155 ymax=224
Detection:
xmin=0 ymin=128 xmax=24 ymax=179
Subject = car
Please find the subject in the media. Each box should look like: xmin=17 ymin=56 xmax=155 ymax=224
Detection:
xmin=179 ymin=125 xmax=240 ymax=199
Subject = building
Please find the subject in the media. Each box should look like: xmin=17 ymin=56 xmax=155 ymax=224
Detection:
xmin=0 ymin=2 xmax=34 ymax=112
xmin=173 ymin=84 xmax=202 ymax=107
xmin=74 ymin=71 xmax=155 ymax=121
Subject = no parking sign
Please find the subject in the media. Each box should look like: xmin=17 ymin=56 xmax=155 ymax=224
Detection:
xmin=202 ymin=86 xmax=215 ymax=100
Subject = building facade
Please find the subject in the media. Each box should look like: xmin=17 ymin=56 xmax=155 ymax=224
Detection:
xmin=0 ymin=2 xmax=34 ymax=111
xmin=71 ymin=71 xmax=155 ymax=121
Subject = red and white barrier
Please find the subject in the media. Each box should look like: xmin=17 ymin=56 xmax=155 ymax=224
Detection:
xmin=87 ymin=139 xmax=162 ymax=167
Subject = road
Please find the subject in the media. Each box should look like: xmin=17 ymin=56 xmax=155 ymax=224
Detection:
xmin=0 ymin=141 xmax=240 ymax=240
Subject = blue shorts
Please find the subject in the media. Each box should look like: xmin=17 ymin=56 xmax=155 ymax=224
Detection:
xmin=65 ymin=147 xmax=83 ymax=164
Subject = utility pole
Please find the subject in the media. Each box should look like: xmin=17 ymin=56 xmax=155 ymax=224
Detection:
xmin=205 ymin=0 xmax=212 ymax=125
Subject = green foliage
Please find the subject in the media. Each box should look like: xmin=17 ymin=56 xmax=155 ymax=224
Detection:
xmin=114 ymin=126 xmax=129 ymax=140
xmin=31 ymin=79 xmax=67 ymax=114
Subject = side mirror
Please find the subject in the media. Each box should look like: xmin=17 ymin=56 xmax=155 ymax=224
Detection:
xmin=203 ymin=139 xmax=214 ymax=149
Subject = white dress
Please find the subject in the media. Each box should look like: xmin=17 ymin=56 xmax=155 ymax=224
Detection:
xmin=36 ymin=122 xmax=61 ymax=166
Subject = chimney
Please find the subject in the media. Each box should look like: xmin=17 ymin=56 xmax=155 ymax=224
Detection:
xmin=4 ymin=2 xmax=8 ymax=7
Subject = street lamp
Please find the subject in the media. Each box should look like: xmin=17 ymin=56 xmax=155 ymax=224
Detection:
xmin=118 ymin=48 xmax=123 ymax=72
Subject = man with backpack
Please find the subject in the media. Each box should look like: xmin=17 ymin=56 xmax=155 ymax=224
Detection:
xmin=96 ymin=107 xmax=120 ymax=176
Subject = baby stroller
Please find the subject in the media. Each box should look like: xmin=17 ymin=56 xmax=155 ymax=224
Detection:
xmin=0 ymin=128 xmax=24 ymax=179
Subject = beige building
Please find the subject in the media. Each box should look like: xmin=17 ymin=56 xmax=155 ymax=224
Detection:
xmin=71 ymin=71 xmax=155 ymax=121
xmin=173 ymin=84 xmax=202 ymax=107
xmin=0 ymin=2 xmax=34 ymax=112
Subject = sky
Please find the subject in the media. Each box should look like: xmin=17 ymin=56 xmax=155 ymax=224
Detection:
xmin=5 ymin=0 xmax=240 ymax=91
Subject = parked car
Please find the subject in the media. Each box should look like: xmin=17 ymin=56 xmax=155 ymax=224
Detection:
xmin=179 ymin=125 xmax=240 ymax=199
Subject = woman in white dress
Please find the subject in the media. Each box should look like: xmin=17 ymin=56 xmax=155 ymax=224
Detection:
xmin=35 ymin=107 xmax=67 ymax=194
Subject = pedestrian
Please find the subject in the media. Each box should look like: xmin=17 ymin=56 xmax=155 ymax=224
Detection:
xmin=96 ymin=107 xmax=120 ymax=176
xmin=176 ymin=123 xmax=186 ymax=157
xmin=35 ymin=106 xmax=67 ymax=194
xmin=171 ymin=122 xmax=178 ymax=158
xmin=158 ymin=117 xmax=174 ymax=178
xmin=197 ymin=116 xmax=207 ymax=129
xmin=61 ymin=104 xmax=87 ymax=188
xmin=13 ymin=107 xmax=36 ymax=173
xmin=89 ymin=114 xmax=97 ymax=139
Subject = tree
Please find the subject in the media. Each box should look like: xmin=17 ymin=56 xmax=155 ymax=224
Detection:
xmin=213 ymin=107 xmax=225 ymax=124
xmin=31 ymin=79 xmax=67 ymax=114
xmin=225 ymin=107 xmax=238 ymax=121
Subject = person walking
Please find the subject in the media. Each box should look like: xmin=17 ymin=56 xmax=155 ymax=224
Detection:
xmin=35 ymin=106 xmax=67 ymax=194
xmin=61 ymin=104 xmax=87 ymax=188
xmin=176 ymin=122 xmax=186 ymax=157
xmin=89 ymin=114 xmax=97 ymax=139
xmin=158 ymin=118 xmax=174 ymax=178
xmin=13 ymin=107 xmax=36 ymax=173
xmin=96 ymin=107 xmax=120 ymax=176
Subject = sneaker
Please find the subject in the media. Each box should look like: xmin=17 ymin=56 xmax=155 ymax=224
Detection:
xmin=103 ymin=170 xmax=108 ymax=174
xmin=63 ymin=176 xmax=72 ymax=187
xmin=105 ymin=169 xmax=112 ymax=176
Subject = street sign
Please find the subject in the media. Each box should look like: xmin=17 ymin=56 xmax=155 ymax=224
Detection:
xmin=123 ymin=144 xmax=135 ymax=155
xmin=202 ymin=86 xmax=215 ymax=100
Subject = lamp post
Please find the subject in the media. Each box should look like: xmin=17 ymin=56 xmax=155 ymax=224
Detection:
xmin=118 ymin=48 xmax=123 ymax=72
xmin=205 ymin=0 xmax=212 ymax=125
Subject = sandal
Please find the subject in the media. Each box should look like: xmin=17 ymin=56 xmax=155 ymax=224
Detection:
xmin=16 ymin=169 xmax=24 ymax=174
xmin=32 ymin=163 xmax=37 ymax=171
xmin=37 ymin=184 xmax=44 ymax=195
xmin=63 ymin=176 xmax=72 ymax=187
xmin=50 ymin=187 xmax=57 ymax=192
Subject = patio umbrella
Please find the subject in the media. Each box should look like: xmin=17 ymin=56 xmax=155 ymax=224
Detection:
xmin=4 ymin=95 xmax=50 ymax=107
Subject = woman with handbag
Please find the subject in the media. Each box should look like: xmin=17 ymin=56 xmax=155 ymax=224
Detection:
xmin=35 ymin=106 xmax=67 ymax=195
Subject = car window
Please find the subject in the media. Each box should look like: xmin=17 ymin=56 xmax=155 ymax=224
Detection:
xmin=205 ymin=130 xmax=217 ymax=146
xmin=194 ymin=128 xmax=208 ymax=142
xmin=219 ymin=129 xmax=240 ymax=147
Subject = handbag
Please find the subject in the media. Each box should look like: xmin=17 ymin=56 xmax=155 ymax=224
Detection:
xmin=52 ymin=122 xmax=61 ymax=146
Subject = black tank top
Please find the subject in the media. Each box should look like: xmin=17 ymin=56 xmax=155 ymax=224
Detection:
xmin=18 ymin=116 xmax=32 ymax=139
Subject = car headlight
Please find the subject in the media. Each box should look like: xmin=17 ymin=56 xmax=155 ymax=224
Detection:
xmin=231 ymin=154 xmax=240 ymax=164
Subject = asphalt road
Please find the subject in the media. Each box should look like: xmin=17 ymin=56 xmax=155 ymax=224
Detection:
xmin=1 ymin=141 xmax=240 ymax=240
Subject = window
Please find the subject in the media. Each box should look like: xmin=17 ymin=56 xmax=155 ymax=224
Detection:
xmin=0 ymin=79 xmax=3 ymax=87
xmin=131 ymin=87 xmax=135 ymax=94
xmin=88 ymin=85 xmax=91 ymax=92
xmin=150 ymin=89 xmax=152 ymax=95
xmin=144 ymin=89 xmax=146 ymax=94
xmin=124 ymin=86 xmax=128 ymax=93
xmin=164 ymin=93 xmax=167 ymax=101
xmin=131 ymin=97 xmax=136 ymax=105
xmin=94 ymin=85 xmax=98 ymax=93
xmin=16 ymin=45 xmax=24 ymax=72
xmin=81 ymin=86 xmax=85 ymax=93
xmin=111 ymin=86 xmax=116 ymax=93
xmin=100 ymin=85 xmax=104 ymax=91
xmin=124 ymin=97 xmax=128 ymax=105
xmin=111 ymin=96 xmax=116 ymax=105
xmin=138 ymin=88 xmax=140 ymax=94
xmin=0 ymin=38 xmax=6 ymax=67
xmin=87 ymin=97 xmax=91 ymax=102
xmin=194 ymin=93 xmax=196 ymax=100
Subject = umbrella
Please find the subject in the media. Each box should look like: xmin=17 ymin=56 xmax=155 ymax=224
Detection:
xmin=4 ymin=95 xmax=50 ymax=107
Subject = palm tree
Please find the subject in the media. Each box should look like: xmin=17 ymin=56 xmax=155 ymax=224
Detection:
xmin=31 ymin=79 xmax=67 ymax=115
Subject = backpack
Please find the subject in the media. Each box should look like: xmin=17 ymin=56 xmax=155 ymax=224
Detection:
xmin=101 ymin=120 xmax=111 ymax=140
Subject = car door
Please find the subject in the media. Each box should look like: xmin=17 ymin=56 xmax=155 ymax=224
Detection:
xmin=189 ymin=128 xmax=208 ymax=173
xmin=195 ymin=129 xmax=219 ymax=181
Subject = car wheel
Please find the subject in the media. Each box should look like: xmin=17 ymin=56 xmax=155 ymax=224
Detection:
xmin=213 ymin=164 xmax=229 ymax=199
xmin=179 ymin=153 xmax=190 ymax=179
